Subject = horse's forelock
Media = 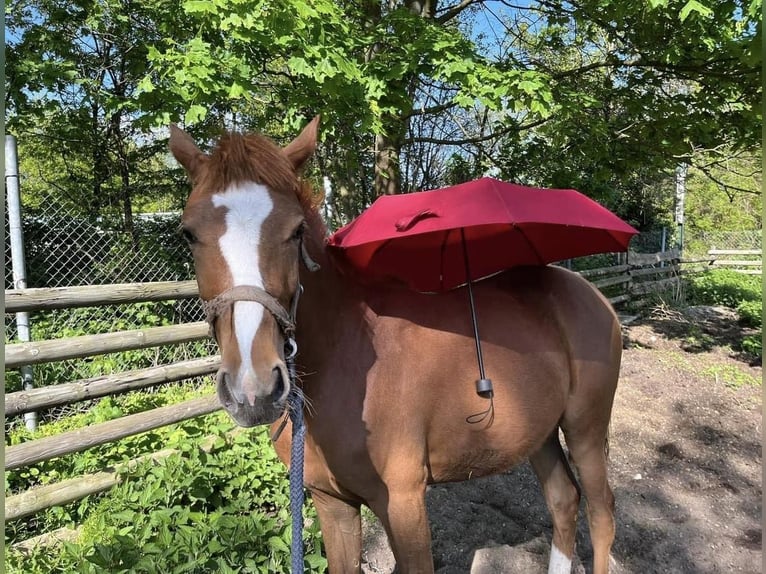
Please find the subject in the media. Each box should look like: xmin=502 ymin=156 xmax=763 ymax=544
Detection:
xmin=191 ymin=130 xmax=327 ymax=250
xmin=196 ymin=133 xmax=298 ymax=198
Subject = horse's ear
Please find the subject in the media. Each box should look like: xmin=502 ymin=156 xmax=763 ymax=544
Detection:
xmin=284 ymin=115 xmax=320 ymax=172
xmin=169 ymin=124 xmax=208 ymax=182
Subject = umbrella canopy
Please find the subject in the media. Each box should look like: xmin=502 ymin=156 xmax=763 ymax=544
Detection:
xmin=327 ymin=177 xmax=638 ymax=292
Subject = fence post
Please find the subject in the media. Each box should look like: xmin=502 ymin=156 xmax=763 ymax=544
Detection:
xmin=5 ymin=135 xmax=37 ymax=431
xmin=674 ymin=163 xmax=687 ymax=255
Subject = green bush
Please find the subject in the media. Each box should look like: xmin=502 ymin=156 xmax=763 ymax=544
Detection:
xmin=685 ymin=269 xmax=761 ymax=308
xmin=741 ymin=333 xmax=762 ymax=358
xmin=5 ymin=419 xmax=327 ymax=573
xmin=684 ymin=269 xmax=762 ymax=359
xmin=737 ymin=299 xmax=763 ymax=328
xmin=5 ymin=384 xmax=217 ymax=543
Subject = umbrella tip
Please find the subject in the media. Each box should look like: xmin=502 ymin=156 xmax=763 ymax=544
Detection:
xmin=476 ymin=378 xmax=494 ymax=398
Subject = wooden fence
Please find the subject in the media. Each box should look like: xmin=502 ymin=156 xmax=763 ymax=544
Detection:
xmin=706 ymin=249 xmax=762 ymax=275
xmin=4 ymin=251 xmax=686 ymax=548
xmin=5 ymin=281 xmax=222 ymax=546
xmin=578 ymin=249 xmax=683 ymax=310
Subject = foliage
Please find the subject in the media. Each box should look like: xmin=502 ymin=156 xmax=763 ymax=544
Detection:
xmin=6 ymin=0 xmax=195 ymax=240
xmin=740 ymin=334 xmax=762 ymax=358
xmin=684 ymin=269 xmax=761 ymax=308
xmin=683 ymin=269 xmax=762 ymax=358
xmin=6 ymin=418 xmax=327 ymax=573
xmin=684 ymin=152 xmax=762 ymax=232
xmin=493 ymin=0 xmax=761 ymax=226
xmin=6 ymin=0 xmax=762 ymax=220
xmin=5 ymin=383 xmax=215 ymax=512
xmin=736 ymin=300 xmax=762 ymax=329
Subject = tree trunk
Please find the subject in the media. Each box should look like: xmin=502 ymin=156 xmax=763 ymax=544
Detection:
xmin=370 ymin=0 xmax=436 ymax=195
xmin=374 ymin=130 xmax=403 ymax=195
xmin=91 ymin=102 xmax=107 ymax=217
xmin=108 ymin=109 xmax=138 ymax=249
xmin=120 ymin=158 xmax=137 ymax=250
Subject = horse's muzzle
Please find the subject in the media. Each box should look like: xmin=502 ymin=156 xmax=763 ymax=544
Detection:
xmin=216 ymin=366 xmax=289 ymax=427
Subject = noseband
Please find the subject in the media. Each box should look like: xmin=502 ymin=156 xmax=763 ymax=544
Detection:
xmin=202 ymin=284 xmax=297 ymax=342
xmin=201 ymin=239 xmax=320 ymax=347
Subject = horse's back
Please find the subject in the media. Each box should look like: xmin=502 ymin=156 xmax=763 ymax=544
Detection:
xmin=365 ymin=264 xmax=620 ymax=359
xmin=354 ymin=265 xmax=621 ymax=483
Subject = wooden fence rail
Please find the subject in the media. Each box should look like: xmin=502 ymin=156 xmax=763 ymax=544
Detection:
xmin=707 ymin=249 xmax=762 ymax=275
xmin=6 ymin=448 xmax=178 ymax=521
xmin=5 ymin=280 xmax=199 ymax=313
xmin=5 ymin=356 xmax=221 ymax=416
xmin=5 ymin=426 xmax=241 ymax=523
xmin=5 ymin=395 xmax=221 ymax=470
xmin=5 ymin=322 xmax=209 ymax=368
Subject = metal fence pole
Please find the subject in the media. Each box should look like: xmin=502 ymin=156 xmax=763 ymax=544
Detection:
xmin=6 ymin=135 xmax=37 ymax=431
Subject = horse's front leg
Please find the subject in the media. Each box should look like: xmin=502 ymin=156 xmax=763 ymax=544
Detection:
xmin=311 ymin=489 xmax=363 ymax=573
xmin=368 ymin=483 xmax=433 ymax=574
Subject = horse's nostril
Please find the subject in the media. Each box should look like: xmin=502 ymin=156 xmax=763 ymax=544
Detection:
xmin=271 ymin=367 xmax=286 ymax=402
xmin=216 ymin=369 xmax=235 ymax=407
xmin=216 ymin=369 xmax=229 ymax=388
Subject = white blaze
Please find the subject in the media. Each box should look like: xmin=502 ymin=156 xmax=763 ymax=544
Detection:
xmin=212 ymin=183 xmax=274 ymax=381
xmin=548 ymin=544 xmax=572 ymax=574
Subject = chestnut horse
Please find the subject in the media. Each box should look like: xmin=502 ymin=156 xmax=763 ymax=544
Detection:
xmin=169 ymin=118 xmax=621 ymax=574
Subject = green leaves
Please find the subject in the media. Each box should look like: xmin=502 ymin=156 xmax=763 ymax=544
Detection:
xmin=679 ymin=0 xmax=714 ymax=21
xmin=7 ymin=416 xmax=328 ymax=573
xmin=184 ymin=105 xmax=208 ymax=124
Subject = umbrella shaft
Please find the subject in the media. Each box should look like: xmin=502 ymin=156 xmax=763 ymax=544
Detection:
xmin=460 ymin=229 xmax=486 ymax=380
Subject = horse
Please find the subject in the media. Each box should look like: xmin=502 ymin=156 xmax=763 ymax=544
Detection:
xmin=169 ymin=117 xmax=622 ymax=574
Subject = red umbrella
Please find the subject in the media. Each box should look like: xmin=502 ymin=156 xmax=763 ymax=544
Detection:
xmin=327 ymin=177 xmax=638 ymax=403
xmin=327 ymin=177 xmax=638 ymax=292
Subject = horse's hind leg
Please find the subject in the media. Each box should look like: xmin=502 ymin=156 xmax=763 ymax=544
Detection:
xmin=562 ymin=420 xmax=615 ymax=574
xmin=310 ymin=489 xmax=363 ymax=573
xmin=530 ymin=430 xmax=581 ymax=574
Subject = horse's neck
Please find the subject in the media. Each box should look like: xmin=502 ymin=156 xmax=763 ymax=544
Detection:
xmin=298 ymin=242 xmax=350 ymax=336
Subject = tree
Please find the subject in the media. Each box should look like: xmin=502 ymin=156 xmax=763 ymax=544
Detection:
xmin=7 ymin=0 xmax=760 ymax=228
xmin=6 ymin=0 xmax=198 ymax=235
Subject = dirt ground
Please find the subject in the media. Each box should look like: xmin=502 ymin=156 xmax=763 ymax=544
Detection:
xmin=360 ymin=306 xmax=762 ymax=573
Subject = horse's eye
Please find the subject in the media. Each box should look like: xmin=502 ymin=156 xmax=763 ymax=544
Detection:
xmin=291 ymin=223 xmax=306 ymax=242
xmin=181 ymin=228 xmax=197 ymax=245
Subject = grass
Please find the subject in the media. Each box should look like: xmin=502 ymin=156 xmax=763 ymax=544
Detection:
xmin=701 ymin=364 xmax=761 ymax=389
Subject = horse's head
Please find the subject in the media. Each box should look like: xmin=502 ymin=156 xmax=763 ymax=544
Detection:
xmin=169 ymin=117 xmax=320 ymax=427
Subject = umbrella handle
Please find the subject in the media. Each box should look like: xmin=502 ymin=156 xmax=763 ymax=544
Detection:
xmin=395 ymin=209 xmax=439 ymax=231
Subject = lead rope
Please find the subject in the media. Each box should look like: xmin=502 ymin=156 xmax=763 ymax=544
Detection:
xmin=287 ymin=349 xmax=305 ymax=574
xmin=285 ymin=283 xmax=306 ymax=574
xmin=205 ymin=237 xmax=318 ymax=573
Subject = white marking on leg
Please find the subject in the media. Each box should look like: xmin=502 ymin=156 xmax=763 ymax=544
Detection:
xmin=213 ymin=183 xmax=273 ymax=388
xmin=548 ymin=544 xmax=572 ymax=574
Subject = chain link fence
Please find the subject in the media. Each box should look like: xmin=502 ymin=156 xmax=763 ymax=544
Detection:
xmin=619 ymin=227 xmax=761 ymax=260
xmin=4 ymin=192 xmax=216 ymax=432
xmin=684 ymin=229 xmax=763 ymax=258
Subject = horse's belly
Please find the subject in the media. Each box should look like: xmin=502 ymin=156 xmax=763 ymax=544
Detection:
xmin=422 ymin=368 xmax=567 ymax=483
xmin=428 ymin=445 xmax=526 ymax=483
xmin=425 ymin=419 xmax=557 ymax=483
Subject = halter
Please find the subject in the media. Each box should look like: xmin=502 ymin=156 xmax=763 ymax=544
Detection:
xmin=203 ymin=284 xmax=296 ymax=340
xmin=201 ymin=239 xmax=318 ymax=574
xmin=201 ymin=239 xmax=319 ymax=343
